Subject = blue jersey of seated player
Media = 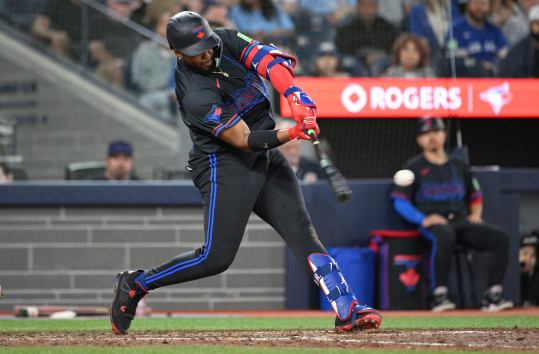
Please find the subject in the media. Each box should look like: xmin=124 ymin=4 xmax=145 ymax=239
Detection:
xmin=450 ymin=17 xmax=507 ymax=64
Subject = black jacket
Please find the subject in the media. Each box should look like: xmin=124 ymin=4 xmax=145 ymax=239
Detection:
xmin=499 ymin=35 xmax=537 ymax=78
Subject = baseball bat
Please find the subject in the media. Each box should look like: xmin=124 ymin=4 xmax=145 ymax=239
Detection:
xmin=308 ymin=130 xmax=352 ymax=203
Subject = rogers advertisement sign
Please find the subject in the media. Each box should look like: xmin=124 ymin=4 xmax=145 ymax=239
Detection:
xmin=279 ymin=78 xmax=538 ymax=118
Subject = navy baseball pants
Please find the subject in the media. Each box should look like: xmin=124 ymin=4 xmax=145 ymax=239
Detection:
xmin=141 ymin=148 xmax=326 ymax=290
xmin=421 ymin=219 xmax=510 ymax=290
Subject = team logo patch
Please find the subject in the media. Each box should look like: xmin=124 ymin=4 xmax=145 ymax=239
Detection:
xmin=204 ymin=105 xmax=222 ymax=124
xmin=192 ymin=25 xmax=205 ymax=39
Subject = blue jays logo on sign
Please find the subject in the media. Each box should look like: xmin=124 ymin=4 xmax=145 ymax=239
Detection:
xmin=204 ymin=105 xmax=222 ymax=124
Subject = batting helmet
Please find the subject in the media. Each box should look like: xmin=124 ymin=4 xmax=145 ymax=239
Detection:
xmin=166 ymin=11 xmax=222 ymax=59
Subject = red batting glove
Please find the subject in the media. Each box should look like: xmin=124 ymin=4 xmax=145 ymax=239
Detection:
xmin=287 ymin=118 xmax=320 ymax=141
xmin=285 ymin=87 xmax=317 ymax=124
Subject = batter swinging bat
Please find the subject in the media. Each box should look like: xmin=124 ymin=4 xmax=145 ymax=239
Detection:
xmin=308 ymin=130 xmax=352 ymax=203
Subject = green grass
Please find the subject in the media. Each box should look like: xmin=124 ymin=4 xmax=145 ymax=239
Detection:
xmin=0 ymin=315 xmax=538 ymax=332
xmin=0 ymin=316 xmax=537 ymax=354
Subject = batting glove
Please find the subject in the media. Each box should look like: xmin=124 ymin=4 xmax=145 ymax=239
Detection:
xmin=287 ymin=117 xmax=320 ymax=141
xmin=284 ymin=86 xmax=317 ymax=124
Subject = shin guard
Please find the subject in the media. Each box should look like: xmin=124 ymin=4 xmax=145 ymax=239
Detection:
xmin=308 ymin=253 xmax=358 ymax=321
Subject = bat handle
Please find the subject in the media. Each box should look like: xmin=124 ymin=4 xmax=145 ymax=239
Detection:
xmin=307 ymin=129 xmax=320 ymax=145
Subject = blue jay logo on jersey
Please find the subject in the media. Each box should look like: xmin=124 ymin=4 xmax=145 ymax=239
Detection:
xmin=204 ymin=105 xmax=222 ymax=124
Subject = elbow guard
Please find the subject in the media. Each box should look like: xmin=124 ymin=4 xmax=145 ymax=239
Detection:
xmin=240 ymin=42 xmax=296 ymax=78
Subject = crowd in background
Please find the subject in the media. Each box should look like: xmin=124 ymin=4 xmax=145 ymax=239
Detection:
xmin=1 ymin=0 xmax=538 ymax=120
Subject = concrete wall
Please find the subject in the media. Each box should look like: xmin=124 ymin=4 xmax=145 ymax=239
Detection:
xmin=0 ymin=206 xmax=285 ymax=311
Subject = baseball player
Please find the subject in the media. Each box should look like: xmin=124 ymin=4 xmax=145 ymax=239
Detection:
xmin=391 ymin=117 xmax=514 ymax=312
xmin=110 ymin=11 xmax=381 ymax=335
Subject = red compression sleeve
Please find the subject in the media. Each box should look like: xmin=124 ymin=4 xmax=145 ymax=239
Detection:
xmin=256 ymin=55 xmax=295 ymax=95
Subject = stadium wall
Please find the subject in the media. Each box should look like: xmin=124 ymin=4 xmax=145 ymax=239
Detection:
xmin=0 ymin=171 xmax=537 ymax=312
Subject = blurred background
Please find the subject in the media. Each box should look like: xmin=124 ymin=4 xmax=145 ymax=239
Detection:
xmin=0 ymin=0 xmax=538 ymax=315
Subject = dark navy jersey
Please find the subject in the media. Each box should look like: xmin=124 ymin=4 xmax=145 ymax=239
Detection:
xmin=174 ymin=28 xmax=275 ymax=154
xmin=391 ymin=154 xmax=482 ymax=218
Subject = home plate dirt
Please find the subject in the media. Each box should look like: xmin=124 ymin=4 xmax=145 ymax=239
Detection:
xmin=1 ymin=329 xmax=538 ymax=351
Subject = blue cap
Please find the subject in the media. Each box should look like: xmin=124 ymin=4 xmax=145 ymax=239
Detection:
xmin=108 ymin=140 xmax=133 ymax=157
xmin=316 ymin=41 xmax=339 ymax=57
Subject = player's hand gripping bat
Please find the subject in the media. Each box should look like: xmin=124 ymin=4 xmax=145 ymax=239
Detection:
xmin=307 ymin=130 xmax=352 ymax=203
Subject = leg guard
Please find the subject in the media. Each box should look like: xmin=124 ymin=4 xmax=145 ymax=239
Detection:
xmin=308 ymin=253 xmax=357 ymax=321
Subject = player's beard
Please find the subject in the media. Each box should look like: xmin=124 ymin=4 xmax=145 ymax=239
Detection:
xmin=182 ymin=58 xmax=215 ymax=74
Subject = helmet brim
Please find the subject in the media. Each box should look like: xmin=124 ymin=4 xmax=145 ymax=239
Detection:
xmin=178 ymin=33 xmax=220 ymax=57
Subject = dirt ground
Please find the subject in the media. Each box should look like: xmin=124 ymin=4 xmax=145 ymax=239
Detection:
xmin=1 ymin=328 xmax=538 ymax=351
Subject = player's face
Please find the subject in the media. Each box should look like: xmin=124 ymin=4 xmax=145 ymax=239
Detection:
xmin=315 ymin=54 xmax=338 ymax=76
xmin=520 ymin=245 xmax=536 ymax=274
xmin=399 ymin=41 xmax=421 ymax=70
xmin=531 ymin=21 xmax=539 ymax=39
xmin=417 ymin=130 xmax=446 ymax=152
xmin=106 ymin=154 xmax=133 ymax=180
xmin=177 ymin=48 xmax=215 ymax=72
xmin=467 ymin=0 xmax=490 ymax=22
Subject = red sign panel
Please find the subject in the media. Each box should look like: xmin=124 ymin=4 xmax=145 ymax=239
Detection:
xmin=280 ymin=78 xmax=539 ymax=118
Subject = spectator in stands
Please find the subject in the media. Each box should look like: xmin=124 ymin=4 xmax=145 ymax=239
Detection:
xmin=131 ymin=12 xmax=175 ymax=120
xmin=408 ymin=0 xmax=460 ymax=71
xmin=229 ymin=0 xmax=295 ymax=44
xmin=31 ymin=0 xmax=83 ymax=60
xmin=310 ymin=42 xmax=349 ymax=77
xmin=276 ymin=120 xmax=324 ymax=183
xmin=490 ymin=0 xmax=530 ymax=46
xmin=89 ymin=40 xmax=125 ymax=88
xmin=499 ymin=4 xmax=539 ymax=77
xmin=296 ymin=0 xmax=355 ymax=25
xmin=383 ymin=33 xmax=436 ymax=78
xmin=0 ymin=163 xmax=13 ymax=184
xmin=106 ymin=0 xmax=146 ymax=25
xmin=377 ymin=0 xmax=413 ymax=28
xmin=143 ymin=0 xmax=178 ymax=28
xmin=391 ymin=117 xmax=514 ymax=312
xmin=520 ymin=231 xmax=539 ymax=307
xmin=95 ymin=140 xmax=140 ymax=181
xmin=335 ymin=0 xmax=399 ymax=76
xmin=449 ymin=0 xmax=508 ymax=77
xmin=203 ymin=1 xmax=236 ymax=28
xmin=0 ymin=0 xmax=46 ymax=32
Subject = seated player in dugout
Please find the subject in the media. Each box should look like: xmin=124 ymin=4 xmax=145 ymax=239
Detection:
xmin=109 ymin=11 xmax=382 ymax=335
xmin=391 ymin=117 xmax=513 ymax=312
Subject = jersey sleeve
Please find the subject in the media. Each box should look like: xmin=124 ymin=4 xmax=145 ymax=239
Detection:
xmin=463 ymin=163 xmax=483 ymax=205
xmin=215 ymin=27 xmax=296 ymax=79
xmin=181 ymin=89 xmax=241 ymax=138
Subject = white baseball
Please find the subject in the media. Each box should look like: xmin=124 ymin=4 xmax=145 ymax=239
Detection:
xmin=393 ymin=169 xmax=415 ymax=187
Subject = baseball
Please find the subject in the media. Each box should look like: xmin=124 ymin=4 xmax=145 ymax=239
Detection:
xmin=393 ymin=169 xmax=415 ymax=187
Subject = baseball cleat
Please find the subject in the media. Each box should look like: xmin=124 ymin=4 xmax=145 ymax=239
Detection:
xmin=481 ymin=289 xmax=514 ymax=312
xmin=335 ymin=305 xmax=382 ymax=332
xmin=110 ymin=270 xmax=147 ymax=335
xmin=431 ymin=293 xmax=456 ymax=312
